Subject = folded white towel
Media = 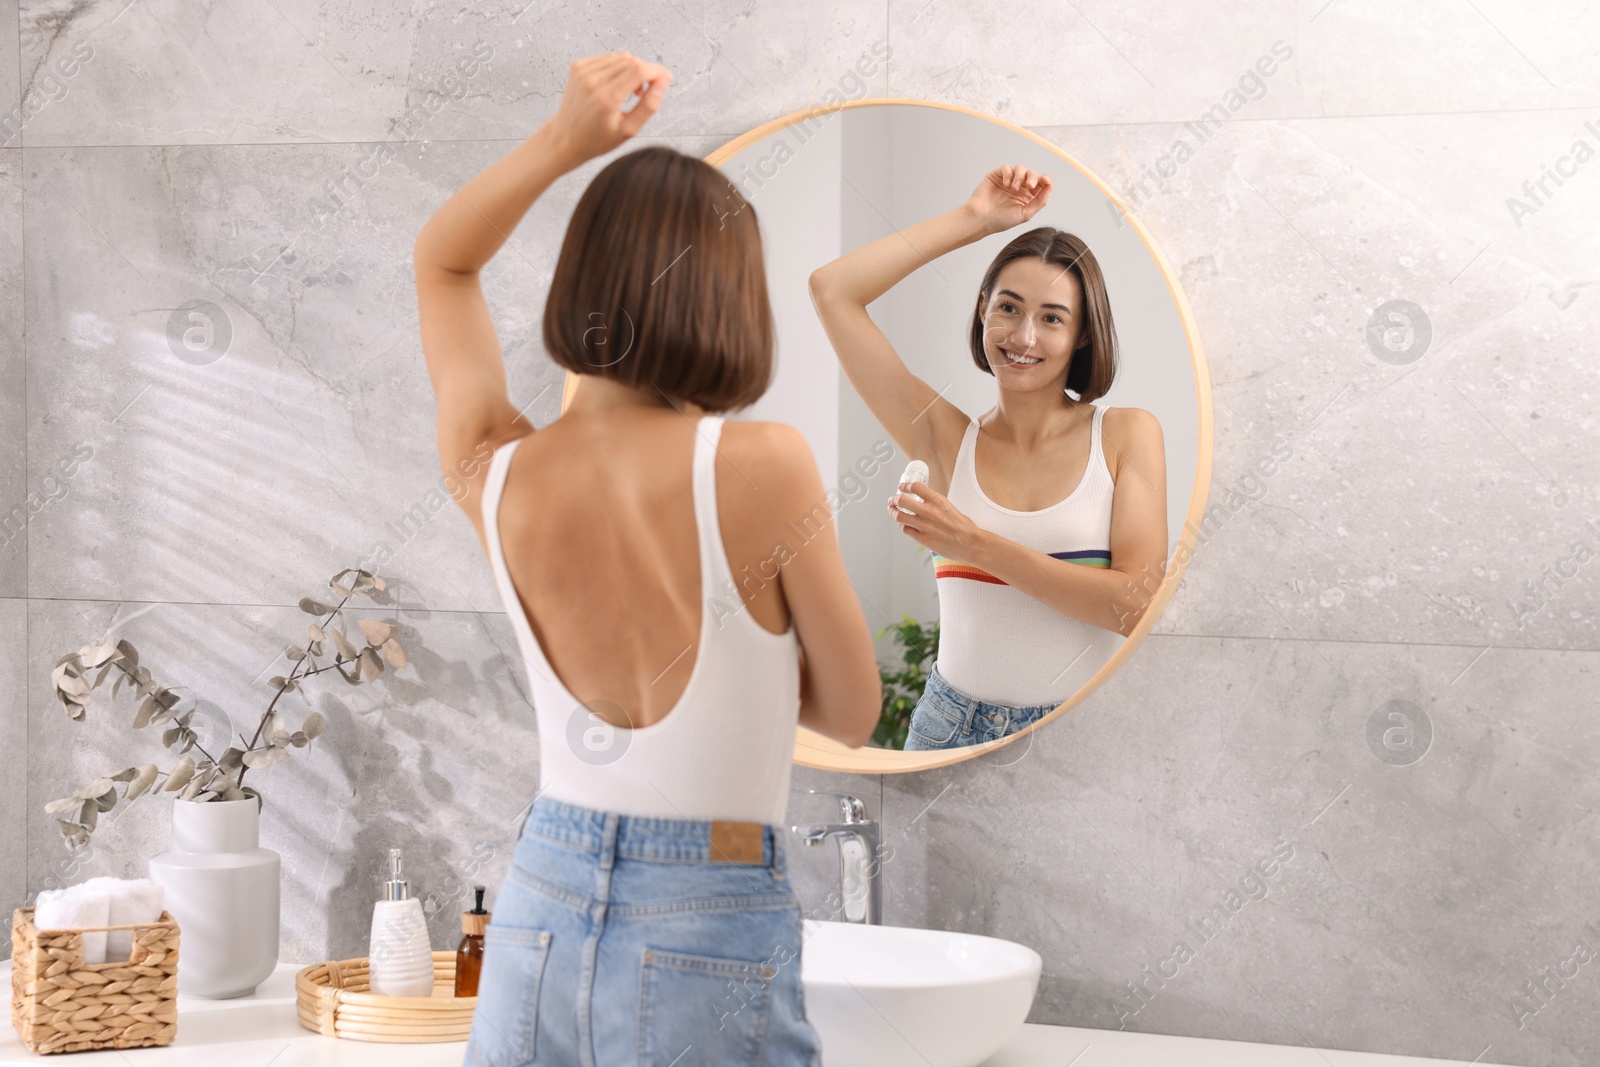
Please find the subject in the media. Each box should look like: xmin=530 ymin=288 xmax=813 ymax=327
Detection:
xmin=34 ymin=884 xmax=112 ymax=964
xmin=82 ymin=877 xmax=166 ymax=962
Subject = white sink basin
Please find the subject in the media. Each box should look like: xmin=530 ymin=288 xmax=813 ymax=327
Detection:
xmin=799 ymin=919 xmax=1042 ymax=1067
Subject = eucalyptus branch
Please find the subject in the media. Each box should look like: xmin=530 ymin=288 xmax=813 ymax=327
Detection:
xmin=43 ymin=566 xmax=413 ymax=849
xmin=240 ymin=593 xmax=352 ymax=763
xmin=102 ymin=658 xmax=221 ymax=767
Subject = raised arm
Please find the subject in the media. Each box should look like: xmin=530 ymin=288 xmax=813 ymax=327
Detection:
xmin=412 ymin=51 xmax=672 ymax=544
xmin=807 ymin=165 xmax=1055 ymax=484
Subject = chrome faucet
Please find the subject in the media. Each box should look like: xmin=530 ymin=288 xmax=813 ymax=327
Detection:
xmin=790 ymin=789 xmax=882 ymax=925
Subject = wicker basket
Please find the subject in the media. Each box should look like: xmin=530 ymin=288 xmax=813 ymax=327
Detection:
xmin=295 ymin=951 xmax=476 ymax=1043
xmin=9 ymin=906 xmax=180 ymax=1055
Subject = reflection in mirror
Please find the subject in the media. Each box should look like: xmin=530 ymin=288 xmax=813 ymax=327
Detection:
xmin=715 ymin=102 xmax=1207 ymax=759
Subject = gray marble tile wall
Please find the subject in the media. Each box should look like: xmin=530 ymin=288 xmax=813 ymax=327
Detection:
xmin=2 ymin=2 xmax=1597 ymax=1064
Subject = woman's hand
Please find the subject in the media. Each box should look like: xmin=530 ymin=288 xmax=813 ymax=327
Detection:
xmin=543 ymin=51 xmax=673 ymax=168
xmin=888 ymin=479 xmax=987 ymax=562
xmin=964 ymin=164 xmax=1053 ymax=234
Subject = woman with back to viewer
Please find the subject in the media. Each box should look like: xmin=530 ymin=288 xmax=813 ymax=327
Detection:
xmin=413 ymin=51 xmax=881 ymax=1065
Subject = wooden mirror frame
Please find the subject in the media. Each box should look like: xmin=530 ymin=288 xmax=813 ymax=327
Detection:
xmin=560 ymin=98 xmax=1213 ymax=774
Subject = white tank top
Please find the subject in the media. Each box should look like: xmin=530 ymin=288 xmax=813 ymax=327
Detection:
xmin=480 ymin=415 xmax=802 ymax=826
xmin=932 ymin=402 xmax=1126 ymax=708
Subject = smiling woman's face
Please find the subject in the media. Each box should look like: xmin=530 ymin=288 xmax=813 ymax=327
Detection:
xmin=977 ymin=256 xmax=1086 ymax=388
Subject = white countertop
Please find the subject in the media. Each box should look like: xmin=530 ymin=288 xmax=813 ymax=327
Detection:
xmin=3 ymin=961 xmax=1521 ymax=1066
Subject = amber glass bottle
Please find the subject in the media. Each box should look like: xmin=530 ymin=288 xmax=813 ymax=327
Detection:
xmin=454 ymin=885 xmax=490 ymax=997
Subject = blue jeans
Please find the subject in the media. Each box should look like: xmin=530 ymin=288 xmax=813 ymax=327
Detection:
xmin=463 ymin=794 xmax=822 ymax=1066
xmin=901 ymin=664 xmax=1062 ymax=750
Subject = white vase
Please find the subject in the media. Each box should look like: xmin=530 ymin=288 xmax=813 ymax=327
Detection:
xmin=148 ymin=795 xmax=280 ymax=999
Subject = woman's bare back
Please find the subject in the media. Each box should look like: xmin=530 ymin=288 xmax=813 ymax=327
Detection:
xmin=488 ymin=408 xmax=791 ymax=730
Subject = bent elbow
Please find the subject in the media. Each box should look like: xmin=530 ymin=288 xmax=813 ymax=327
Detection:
xmin=809 ymin=267 xmax=851 ymax=308
xmin=1114 ymin=601 xmax=1148 ymax=637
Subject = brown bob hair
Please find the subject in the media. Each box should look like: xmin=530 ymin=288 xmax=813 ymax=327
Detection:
xmin=968 ymin=227 xmax=1118 ymax=403
xmin=542 ymin=146 xmax=773 ymax=413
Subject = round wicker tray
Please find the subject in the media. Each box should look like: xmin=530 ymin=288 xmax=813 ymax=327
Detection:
xmin=295 ymin=951 xmax=476 ymax=1043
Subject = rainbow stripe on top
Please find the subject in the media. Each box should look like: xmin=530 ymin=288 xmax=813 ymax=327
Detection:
xmin=934 ymin=550 xmax=1107 ymax=585
xmin=933 ymin=549 xmax=1111 ymax=586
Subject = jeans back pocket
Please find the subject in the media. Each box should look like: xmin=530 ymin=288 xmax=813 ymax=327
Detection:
xmin=467 ymin=925 xmax=552 ymax=1067
xmin=637 ymin=947 xmax=776 ymax=1065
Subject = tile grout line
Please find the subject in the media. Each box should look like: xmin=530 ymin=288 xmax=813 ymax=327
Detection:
xmin=6 ymin=594 xmax=1594 ymax=657
xmin=11 ymin=107 xmax=1600 ymax=155
xmin=17 ymin=0 xmax=28 ymax=965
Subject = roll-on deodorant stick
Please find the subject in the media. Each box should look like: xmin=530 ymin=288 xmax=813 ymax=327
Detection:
xmin=896 ymin=460 xmax=929 ymax=514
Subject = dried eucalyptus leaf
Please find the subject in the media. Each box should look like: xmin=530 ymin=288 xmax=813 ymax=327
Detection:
xmin=156 ymin=689 xmax=181 ymax=710
xmin=241 ymin=745 xmax=289 ymax=770
xmin=269 ymin=675 xmax=289 ymax=691
xmin=57 ymin=818 xmax=84 ymax=838
xmin=44 ymin=797 xmax=82 ymax=815
xmin=93 ymin=661 xmax=114 ymax=688
xmin=78 ymin=802 xmax=98 ymax=832
xmin=371 ymin=575 xmax=386 ymax=592
xmin=179 ymin=776 xmax=206 ymax=801
xmin=263 ymin=711 xmax=285 ymax=739
xmin=218 ymin=747 xmax=245 ymax=772
xmin=108 ymin=766 xmax=139 ymax=782
xmin=381 ymin=638 xmax=406 ymax=669
xmin=219 ymin=779 xmax=245 ymax=802
xmin=331 ymin=582 xmax=353 ymax=598
xmin=74 ymin=776 xmax=114 ymax=800
xmin=357 ymin=619 xmax=392 ymax=646
xmin=53 ymin=665 xmax=87 ymax=697
xmin=133 ymin=696 xmax=156 ymax=729
xmin=286 ymin=645 xmax=306 ymax=661
xmin=269 ymin=727 xmax=291 ymax=747
xmin=301 ymin=712 xmax=326 ymax=740
xmin=150 ymin=705 xmax=178 ymax=728
xmin=54 ymin=652 xmax=79 ymax=668
xmin=288 ymin=731 xmax=308 ymax=748
xmin=125 ymin=764 xmax=159 ymax=801
xmin=179 ymin=731 xmax=197 ymax=754
xmin=116 ymin=639 xmax=139 ymax=667
xmin=299 ymin=597 xmax=330 ymax=616
xmin=79 ymin=643 xmax=118 ymax=668
xmin=162 ymin=726 xmax=179 ymax=747
xmin=359 ymin=647 xmax=383 ymax=682
xmin=338 ymin=661 xmax=360 ymax=685
xmin=93 ymin=787 xmax=118 ymax=813
xmin=332 ymin=626 xmax=357 ymax=661
xmin=162 ymin=756 xmax=196 ymax=793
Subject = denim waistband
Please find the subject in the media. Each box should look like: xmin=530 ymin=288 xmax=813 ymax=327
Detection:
xmin=926 ymin=663 xmax=1062 ymax=717
xmin=518 ymin=793 xmax=785 ymax=869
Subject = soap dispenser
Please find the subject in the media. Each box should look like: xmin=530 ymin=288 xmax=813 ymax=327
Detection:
xmin=368 ymin=848 xmax=434 ymax=998
xmin=454 ymin=885 xmax=490 ymax=997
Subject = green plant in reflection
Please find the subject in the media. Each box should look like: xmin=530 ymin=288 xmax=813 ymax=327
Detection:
xmin=875 ymin=615 xmax=939 ymax=750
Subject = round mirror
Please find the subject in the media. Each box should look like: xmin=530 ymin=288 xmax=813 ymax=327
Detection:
xmin=562 ymin=99 xmax=1211 ymax=772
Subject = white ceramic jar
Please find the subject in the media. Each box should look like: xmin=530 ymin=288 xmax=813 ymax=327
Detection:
xmin=147 ymin=795 xmax=280 ymax=999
